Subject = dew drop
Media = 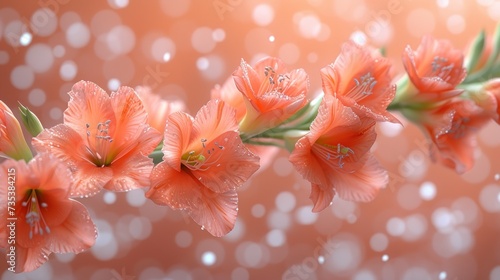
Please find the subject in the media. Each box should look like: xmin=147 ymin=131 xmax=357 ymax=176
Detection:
xmin=201 ymin=225 xmax=205 ymax=231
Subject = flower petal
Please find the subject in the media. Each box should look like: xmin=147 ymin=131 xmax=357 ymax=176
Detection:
xmin=191 ymin=131 xmax=260 ymax=193
xmin=162 ymin=112 xmax=194 ymax=171
xmin=10 ymin=245 xmax=52 ymax=273
xmin=64 ymin=81 xmax=115 ymax=137
xmin=332 ymin=155 xmax=388 ymax=202
xmin=193 ymin=99 xmax=238 ymax=143
xmin=46 ymin=201 xmax=97 ymax=254
xmin=309 ymin=184 xmax=336 ymax=212
xmin=105 ymin=152 xmax=155 ymax=192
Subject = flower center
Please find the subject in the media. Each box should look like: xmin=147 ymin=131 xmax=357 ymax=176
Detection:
xmin=262 ymin=66 xmax=292 ymax=94
xmin=325 ymin=143 xmax=354 ymax=168
xmin=430 ymin=56 xmax=454 ymax=81
xmin=181 ymin=138 xmax=226 ymax=171
xmin=22 ymin=189 xmax=50 ymax=239
xmin=84 ymin=120 xmax=114 ymax=167
xmin=348 ymin=72 xmax=377 ymax=100
xmin=445 ymin=116 xmax=477 ymax=139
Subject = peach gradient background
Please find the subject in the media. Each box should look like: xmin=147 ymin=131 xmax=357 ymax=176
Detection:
xmin=1 ymin=0 xmax=500 ymax=279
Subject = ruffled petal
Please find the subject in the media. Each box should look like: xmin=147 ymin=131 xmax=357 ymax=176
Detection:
xmin=46 ymin=201 xmax=97 ymax=254
xmin=162 ymin=112 xmax=194 ymax=171
xmin=289 ymin=136 xmax=330 ymax=188
xmin=187 ymin=189 xmax=238 ymax=237
xmin=11 ymin=244 xmax=52 ymax=273
xmin=190 ymin=131 xmax=260 ymax=193
xmin=105 ymin=152 xmax=155 ymax=192
xmin=63 ymin=81 xmax=115 ymax=137
xmin=309 ymin=184 xmax=336 ymax=212
xmin=332 ymin=155 xmax=388 ymax=202
xmin=193 ymin=99 xmax=238 ymax=143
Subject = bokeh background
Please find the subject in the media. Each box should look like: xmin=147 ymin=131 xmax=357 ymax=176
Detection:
xmin=1 ymin=0 xmax=500 ymax=279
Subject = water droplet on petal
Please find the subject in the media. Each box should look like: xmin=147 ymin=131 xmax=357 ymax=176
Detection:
xmin=201 ymin=225 xmax=205 ymax=231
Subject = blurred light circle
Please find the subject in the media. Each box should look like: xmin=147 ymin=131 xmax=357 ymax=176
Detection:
xmin=479 ymin=121 xmax=500 ymax=147
xmin=369 ymin=233 xmax=389 ymax=252
xmin=297 ymin=13 xmax=322 ymax=39
xmin=197 ymin=55 xmax=225 ymax=80
xmin=53 ymin=45 xmax=66 ymax=58
xmin=66 ymin=22 xmax=91 ymax=48
xmin=103 ymin=191 xmax=116 ymax=204
xmin=252 ymin=4 xmax=275 ymax=26
xmin=350 ymin=31 xmax=367 ymax=45
xmin=102 ymin=56 xmax=135 ymax=84
xmin=268 ymin=210 xmax=292 ymax=229
xmin=60 ymin=60 xmax=78 ymax=81
xmin=324 ymin=234 xmax=362 ymax=274
xmin=25 ymin=43 xmax=54 ymax=73
xmin=11 ymin=65 xmax=35 ymax=90
xmin=402 ymin=267 xmax=432 ymax=280
xmin=31 ymin=8 xmax=57 ymax=36
xmin=212 ymin=28 xmax=226 ymax=42
xmin=490 ymin=266 xmax=500 ymax=279
xmin=432 ymin=207 xmax=455 ymax=232
xmin=160 ymin=0 xmax=191 ymax=17
xmin=28 ymin=88 xmax=46 ymax=107
xmin=266 ymin=229 xmax=286 ymax=247
xmin=419 ymin=181 xmax=437 ymax=201
xmin=244 ymin=28 xmax=275 ymax=54
xmin=479 ymin=184 xmax=500 ymax=213
xmin=439 ymin=271 xmax=447 ymax=280
xmin=386 ymin=217 xmax=405 ymax=236
xmin=106 ymin=25 xmax=135 ymax=55
xmin=19 ymin=32 xmax=32 ymax=46
xmin=55 ymin=253 xmax=76 ymax=263
xmin=91 ymin=220 xmax=118 ymax=260
xmin=317 ymin=24 xmax=331 ymax=41
xmin=353 ymin=270 xmax=377 ymax=280
xmin=451 ymin=197 xmax=480 ymax=227
xmin=273 ymin=156 xmax=294 ymax=177
xmin=235 ymin=242 xmax=267 ymax=268
xmin=295 ymin=206 xmax=318 ymax=225
xmin=129 ymin=216 xmax=152 ymax=240
xmin=278 ymin=43 xmax=300 ymax=65
xmin=275 ymin=191 xmax=296 ymax=213
xmin=60 ymin=11 xmax=81 ymax=31
xmin=379 ymin=121 xmax=403 ymax=137
xmin=402 ymin=214 xmax=428 ymax=242
xmin=231 ymin=267 xmax=250 ymax=280
xmin=191 ymin=27 xmax=216 ymax=53
xmin=201 ymin=251 xmax=217 ymax=266
xmin=151 ymin=37 xmax=176 ymax=62
xmin=49 ymin=107 xmax=63 ymax=120
xmin=488 ymin=2 xmax=500 ymax=20
xmin=90 ymin=9 xmax=121 ymax=36
xmin=406 ymin=9 xmax=435 ymax=38
xmin=175 ymin=230 xmax=192 ymax=248
xmin=381 ymin=254 xmax=390 ymax=262
xmin=446 ymin=14 xmax=465 ymax=34
xmin=332 ymin=198 xmax=357 ymax=220
xmin=108 ymin=0 xmax=129 ymax=9
xmin=107 ymin=78 xmax=120 ymax=91
xmin=251 ymin=204 xmax=266 ymax=218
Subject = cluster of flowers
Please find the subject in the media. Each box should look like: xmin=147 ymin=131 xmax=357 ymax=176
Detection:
xmin=1 ymin=25 xmax=500 ymax=273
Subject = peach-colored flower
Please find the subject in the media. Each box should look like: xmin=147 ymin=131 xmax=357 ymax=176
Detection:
xmin=402 ymin=36 xmax=467 ymax=103
xmin=136 ymin=86 xmax=186 ymax=132
xmin=146 ymin=99 xmax=260 ymax=237
xmin=0 ymin=100 xmax=32 ymax=161
xmin=232 ymin=57 xmax=309 ymax=136
xmin=421 ymin=99 xmax=491 ymax=174
xmin=465 ymin=78 xmax=500 ymax=123
xmin=33 ymin=81 xmax=162 ymax=197
xmin=289 ymin=95 xmax=388 ymax=212
xmin=212 ymin=75 xmax=280 ymax=171
xmin=321 ymin=41 xmax=399 ymax=123
xmin=0 ymin=153 xmax=96 ymax=273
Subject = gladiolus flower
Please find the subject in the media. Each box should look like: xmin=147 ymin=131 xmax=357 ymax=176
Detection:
xmin=232 ymin=57 xmax=309 ymax=137
xmin=420 ymin=99 xmax=490 ymax=174
xmin=146 ymin=99 xmax=260 ymax=237
xmin=289 ymin=95 xmax=388 ymax=212
xmin=0 ymin=153 xmax=96 ymax=273
xmin=136 ymin=86 xmax=186 ymax=132
xmin=463 ymin=78 xmax=500 ymax=123
xmin=211 ymin=75 xmax=280 ymax=171
xmin=321 ymin=41 xmax=399 ymax=123
xmin=33 ymin=81 xmax=162 ymax=197
xmin=0 ymin=100 xmax=33 ymax=161
xmin=401 ymin=36 xmax=467 ymax=103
